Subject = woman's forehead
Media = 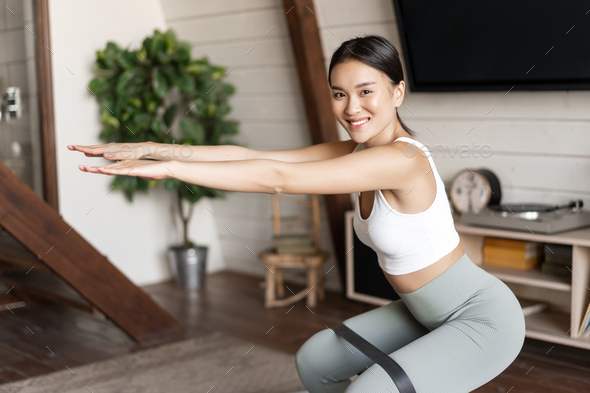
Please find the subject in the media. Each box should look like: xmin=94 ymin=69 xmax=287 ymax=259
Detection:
xmin=331 ymin=64 xmax=386 ymax=88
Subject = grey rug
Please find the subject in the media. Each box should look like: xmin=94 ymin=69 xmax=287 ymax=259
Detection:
xmin=0 ymin=331 xmax=306 ymax=393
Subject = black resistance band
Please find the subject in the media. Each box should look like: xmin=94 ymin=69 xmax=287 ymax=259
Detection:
xmin=332 ymin=323 xmax=416 ymax=393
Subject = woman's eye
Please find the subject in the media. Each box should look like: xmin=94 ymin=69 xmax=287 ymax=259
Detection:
xmin=333 ymin=90 xmax=371 ymax=98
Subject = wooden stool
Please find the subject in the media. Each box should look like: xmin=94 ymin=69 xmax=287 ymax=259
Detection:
xmin=258 ymin=194 xmax=330 ymax=308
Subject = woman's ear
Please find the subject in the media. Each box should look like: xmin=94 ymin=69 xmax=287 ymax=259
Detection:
xmin=394 ymin=81 xmax=405 ymax=107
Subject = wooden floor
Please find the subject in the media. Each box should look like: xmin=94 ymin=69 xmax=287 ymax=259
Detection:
xmin=1 ymin=270 xmax=590 ymax=392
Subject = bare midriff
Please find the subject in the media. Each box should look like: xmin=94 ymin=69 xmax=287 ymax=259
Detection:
xmin=383 ymin=242 xmax=465 ymax=294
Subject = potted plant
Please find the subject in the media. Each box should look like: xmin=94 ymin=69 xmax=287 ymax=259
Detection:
xmin=88 ymin=28 xmax=243 ymax=289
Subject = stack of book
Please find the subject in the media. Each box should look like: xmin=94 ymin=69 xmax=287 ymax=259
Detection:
xmin=272 ymin=234 xmax=317 ymax=255
xmin=541 ymin=243 xmax=572 ymax=277
xmin=483 ymin=237 xmax=542 ymax=270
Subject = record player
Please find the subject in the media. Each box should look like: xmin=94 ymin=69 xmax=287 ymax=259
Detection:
xmin=449 ymin=168 xmax=590 ymax=234
xmin=459 ymin=201 xmax=590 ymax=234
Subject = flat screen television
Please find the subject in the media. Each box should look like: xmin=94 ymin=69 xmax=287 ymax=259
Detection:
xmin=392 ymin=0 xmax=590 ymax=91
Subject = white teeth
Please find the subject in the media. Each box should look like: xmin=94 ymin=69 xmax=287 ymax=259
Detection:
xmin=350 ymin=118 xmax=369 ymax=125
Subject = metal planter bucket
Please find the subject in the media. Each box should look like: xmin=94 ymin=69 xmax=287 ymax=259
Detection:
xmin=167 ymin=245 xmax=208 ymax=290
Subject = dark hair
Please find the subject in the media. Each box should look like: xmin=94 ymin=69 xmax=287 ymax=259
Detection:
xmin=328 ymin=34 xmax=416 ymax=137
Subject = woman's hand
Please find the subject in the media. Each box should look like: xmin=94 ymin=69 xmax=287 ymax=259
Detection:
xmin=67 ymin=142 xmax=157 ymax=160
xmin=78 ymin=159 xmax=174 ymax=181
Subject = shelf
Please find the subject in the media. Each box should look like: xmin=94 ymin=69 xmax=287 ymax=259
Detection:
xmin=480 ymin=263 xmax=571 ymax=291
xmin=525 ymin=309 xmax=590 ymax=350
xmin=453 ymin=212 xmax=590 ymax=247
xmin=452 ymin=214 xmax=590 ymax=350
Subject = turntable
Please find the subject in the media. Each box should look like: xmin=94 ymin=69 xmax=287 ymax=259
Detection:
xmin=459 ymin=200 xmax=590 ymax=234
xmin=449 ymin=168 xmax=590 ymax=234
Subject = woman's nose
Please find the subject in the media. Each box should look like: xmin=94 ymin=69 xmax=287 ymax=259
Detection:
xmin=345 ymin=99 xmax=361 ymax=116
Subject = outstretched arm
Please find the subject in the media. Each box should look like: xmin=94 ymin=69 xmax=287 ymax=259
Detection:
xmin=273 ymin=143 xmax=419 ymax=194
xmin=78 ymin=158 xmax=280 ymax=193
xmin=68 ymin=139 xmax=357 ymax=163
xmin=80 ymin=142 xmax=422 ymax=196
xmin=68 ymin=142 xmax=252 ymax=162
xmin=169 ymin=159 xmax=281 ymax=193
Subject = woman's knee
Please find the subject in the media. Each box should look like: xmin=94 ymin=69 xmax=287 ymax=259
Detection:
xmin=296 ymin=328 xmax=361 ymax=392
xmin=295 ymin=329 xmax=335 ymax=379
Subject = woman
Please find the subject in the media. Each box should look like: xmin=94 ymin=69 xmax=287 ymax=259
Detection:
xmin=69 ymin=35 xmax=525 ymax=393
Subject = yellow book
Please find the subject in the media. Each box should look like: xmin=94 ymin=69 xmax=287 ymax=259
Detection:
xmin=483 ymin=244 xmax=540 ymax=260
xmin=485 ymin=237 xmax=540 ymax=250
xmin=483 ymin=255 xmax=539 ymax=270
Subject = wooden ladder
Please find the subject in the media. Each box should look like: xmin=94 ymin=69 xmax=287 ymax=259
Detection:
xmin=0 ymin=162 xmax=185 ymax=344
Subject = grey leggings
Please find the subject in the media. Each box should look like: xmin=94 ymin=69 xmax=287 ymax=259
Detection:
xmin=295 ymin=253 xmax=526 ymax=393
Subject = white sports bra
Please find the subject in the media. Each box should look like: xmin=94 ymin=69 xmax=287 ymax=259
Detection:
xmin=352 ymin=137 xmax=461 ymax=275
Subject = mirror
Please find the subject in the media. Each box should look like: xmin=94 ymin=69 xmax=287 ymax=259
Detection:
xmin=0 ymin=0 xmax=44 ymax=199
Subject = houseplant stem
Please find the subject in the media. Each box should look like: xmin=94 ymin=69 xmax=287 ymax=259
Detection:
xmin=177 ymin=189 xmax=195 ymax=248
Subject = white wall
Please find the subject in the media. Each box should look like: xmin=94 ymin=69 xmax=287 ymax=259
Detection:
xmin=48 ymin=0 xmax=226 ymax=286
xmin=159 ymin=0 xmax=345 ymax=292
xmin=315 ymin=0 xmax=590 ymax=207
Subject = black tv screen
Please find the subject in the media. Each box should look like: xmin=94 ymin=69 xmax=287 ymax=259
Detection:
xmin=392 ymin=0 xmax=590 ymax=91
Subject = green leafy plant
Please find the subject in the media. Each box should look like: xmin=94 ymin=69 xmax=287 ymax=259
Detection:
xmin=89 ymin=28 xmax=243 ymax=248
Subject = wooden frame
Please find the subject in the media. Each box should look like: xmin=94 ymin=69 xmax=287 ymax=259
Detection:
xmin=34 ymin=0 xmax=59 ymax=211
xmin=283 ymin=0 xmax=352 ymax=292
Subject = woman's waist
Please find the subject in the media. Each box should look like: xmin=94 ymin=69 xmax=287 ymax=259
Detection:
xmin=395 ymin=250 xmax=497 ymax=316
xmin=384 ymin=242 xmax=465 ymax=293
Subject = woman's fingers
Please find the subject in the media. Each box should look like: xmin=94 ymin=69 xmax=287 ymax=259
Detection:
xmin=78 ymin=165 xmax=101 ymax=173
xmin=69 ymin=144 xmax=117 ymax=159
xmin=68 ymin=144 xmax=100 ymax=151
xmin=68 ymin=144 xmax=109 ymax=157
xmin=77 ymin=159 xmax=167 ymax=181
xmin=78 ymin=164 xmax=119 ymax=174
xmin=68 ymin=143 xmax=147 ymax=160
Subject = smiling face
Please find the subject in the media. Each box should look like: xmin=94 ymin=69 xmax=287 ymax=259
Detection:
xmin=330 ymin=59 xmax=406 ymax=147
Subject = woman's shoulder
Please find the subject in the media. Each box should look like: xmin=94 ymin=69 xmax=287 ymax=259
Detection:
xmin=389 ymin=139 xmax=435 ymax=185
xmin=391 ymin=138 xmax=432 ymax=163
xmin=353 ymin=138 xmax=430 ymax=169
